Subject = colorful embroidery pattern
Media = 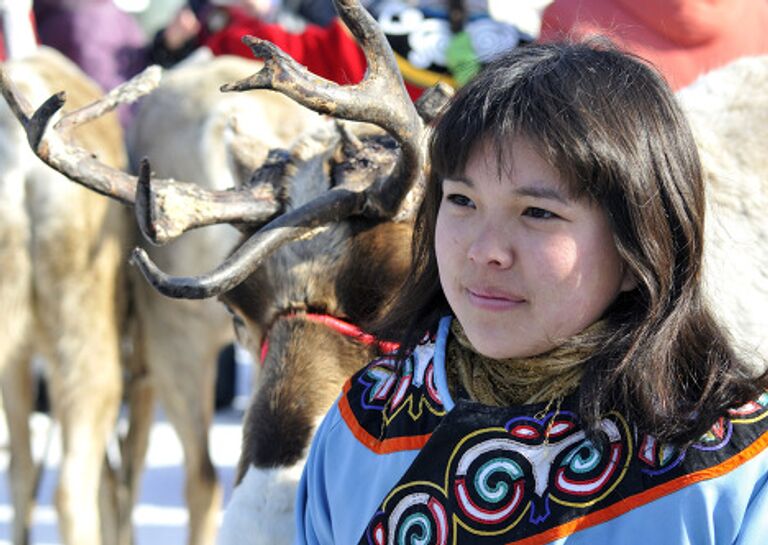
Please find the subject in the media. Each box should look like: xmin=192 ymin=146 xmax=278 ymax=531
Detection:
xmin=340 ymin=336 xmax=768 ymax=544
xmin=363 ymin=409 xmax=632 ymax=544
xmin=359 ymin=393 xmax=768 ymax=545
xmin=638 ymin=391 xmax=768 ymax=476
xmin=339 ymin=338 xmax=447 ymax=454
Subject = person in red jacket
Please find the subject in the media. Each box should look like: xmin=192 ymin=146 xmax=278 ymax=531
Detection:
xmin=201 ymin=5 xmax=369 ymax=88
xmin=156 ymin=1 xmax=536 ymax=101
xmin=539 ymin=0 xmax=768 ymax=90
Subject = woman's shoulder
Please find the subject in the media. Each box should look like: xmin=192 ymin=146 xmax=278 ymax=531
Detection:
xmin=337 ymin=328 xmax=452 ymax=454
xmin=648 ymin=391 xmax=768 ymax=476
xmin=353 ymin=391 xmax=768 ymax=544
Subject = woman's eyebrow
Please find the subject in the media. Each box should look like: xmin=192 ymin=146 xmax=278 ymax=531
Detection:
xmin=443 ymin=175 xmax=473 ymax=186
xmin=514 ymin=185 xmax=571 ymax=204
xmin=443 ymin=176 xmax=571 ymax=204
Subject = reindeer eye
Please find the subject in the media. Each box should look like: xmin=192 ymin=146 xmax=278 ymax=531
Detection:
xmin=223 ymin=304 xmax=246 ymax=327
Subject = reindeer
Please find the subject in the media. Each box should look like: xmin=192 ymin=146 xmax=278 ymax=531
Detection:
xmin=2 ymin=1 xmax=767 ymax=544
xmin=2 ymin=3 xmax=433 ymax=542
xmin=124 ymin=51 xmax=326 ymax=545
xmin=676 ymin=55 xmax=768 ymax=368
xmin=0 ymin=44 xmax=136 ymax=545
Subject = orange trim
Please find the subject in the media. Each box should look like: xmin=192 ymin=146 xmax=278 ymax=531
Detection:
xmin=511 ymin=428 xmax=768 ymax=545
xmin=338 ymin=380 xmax=433 ymax=454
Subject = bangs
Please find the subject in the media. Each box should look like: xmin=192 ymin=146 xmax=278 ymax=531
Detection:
xmin=429 ymin=41 xmax=657 ymax=204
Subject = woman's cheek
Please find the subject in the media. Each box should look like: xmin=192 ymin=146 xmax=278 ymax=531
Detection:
xmin=538 ymin=236 xmax=580 ymax=280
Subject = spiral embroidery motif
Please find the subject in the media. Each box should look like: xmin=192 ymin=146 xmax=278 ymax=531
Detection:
xmin=367 ymin=485 xmax=450 ymax=545
xmin=452 ymin=437 xmax=528 ymax=532
xmin=367 ymin=410 xmax=633 ymax=542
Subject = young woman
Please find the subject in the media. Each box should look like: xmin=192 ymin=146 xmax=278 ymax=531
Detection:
xmin=294 ymin=41 xmax=768 ymax=544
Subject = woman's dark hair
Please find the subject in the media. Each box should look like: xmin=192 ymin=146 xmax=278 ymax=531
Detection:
xmin=375 ymin=40 xmax=767 ymax=445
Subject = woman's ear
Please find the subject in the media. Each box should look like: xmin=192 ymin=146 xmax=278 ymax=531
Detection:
xmin=619 ymin=263 xmax=637 ymax=292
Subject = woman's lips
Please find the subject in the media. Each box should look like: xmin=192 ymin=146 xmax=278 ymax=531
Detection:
xmin=466 ymin=288 xmax=526 ymax=311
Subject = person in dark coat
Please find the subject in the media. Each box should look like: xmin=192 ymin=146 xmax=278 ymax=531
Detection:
xmin=33 ymin=0 xmax=147 ymax=125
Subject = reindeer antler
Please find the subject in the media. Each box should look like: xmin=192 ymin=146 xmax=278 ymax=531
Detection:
xmin=221 ymin=0 xmax=422 ymax=218
xmin=2 ymin=0 xmax=448 ymax=298
xmin=131 ymin=0 xmax=433 ymax=298
xmin=0 ymin=65 xmax=286 ymax=244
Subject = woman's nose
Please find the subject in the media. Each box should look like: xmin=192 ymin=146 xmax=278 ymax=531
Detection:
xmin=466 ymin=224 xmax=514 ymax=268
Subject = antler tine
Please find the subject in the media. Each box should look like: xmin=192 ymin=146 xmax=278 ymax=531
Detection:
xmin=222 ymin=0 xmax=424 ymax=218
xmin=0 ymin=66 xmax=285 ymax=244
xmin=134 ymin=156 xmax=285 ymax=245
xmin=0 ymin=64 xmax=160 ymax=205
xmin=132 ymin=0 xmax=429 ymax=298
xmin=55 ymin=65 xmax=162 ymax=134
xmin=131 ymin=187 xmax=367 ymax=298
xmin=1 ymin=67 xmax=66 ymax=157
xmin=0 ymin=67 xmax=33 ymax=123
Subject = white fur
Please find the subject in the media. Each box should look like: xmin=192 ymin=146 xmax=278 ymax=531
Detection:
xmin=677 ymin=55 xmax=768 ymax=370
xmin=217 ymin=458 xmax=307 ymax=545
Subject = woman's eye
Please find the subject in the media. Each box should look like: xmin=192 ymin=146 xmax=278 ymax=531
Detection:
xmin=445 ymin=193 xmax=475 ymax=208
xmin=522 ymin=207 xmax=558 ymax=219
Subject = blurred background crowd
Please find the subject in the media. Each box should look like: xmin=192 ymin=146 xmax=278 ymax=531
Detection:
xmin=6 ymin=0 xmax=768 ymax=132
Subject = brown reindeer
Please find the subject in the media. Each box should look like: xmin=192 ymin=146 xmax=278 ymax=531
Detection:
xmin=125 ymin=51 xmax=326 ymax=545
xmin=2 ymin=1 xmax=767 ymax=543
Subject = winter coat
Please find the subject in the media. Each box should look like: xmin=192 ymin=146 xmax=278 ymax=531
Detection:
xmin=539 ymin=0 xmax=768 ymax=90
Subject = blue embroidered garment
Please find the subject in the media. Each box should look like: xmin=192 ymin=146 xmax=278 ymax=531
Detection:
xmin=294 ymin=317 xmax=768 ymax=544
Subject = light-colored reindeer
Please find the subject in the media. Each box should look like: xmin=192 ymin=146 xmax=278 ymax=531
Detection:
xmin=2 ymin=1 xmax=767 ymax=544
xmin=676 ymin=56 xmax=768 ymax=368
xmin=0 ymin=44 xmax=133 ymax=545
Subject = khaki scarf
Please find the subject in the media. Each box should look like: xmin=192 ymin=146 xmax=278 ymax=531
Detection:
xmin=446 ymin=318 xmax=606 ymax=407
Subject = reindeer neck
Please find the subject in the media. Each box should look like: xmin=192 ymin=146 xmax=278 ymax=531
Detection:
xmin=0 ymin=2 xmax=37 ymax=60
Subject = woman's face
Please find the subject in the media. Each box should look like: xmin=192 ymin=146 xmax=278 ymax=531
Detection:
xmin=435 ymin=137 xmax=635 ymax=359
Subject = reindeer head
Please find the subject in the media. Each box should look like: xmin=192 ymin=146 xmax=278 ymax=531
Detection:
xmin=0 ymin=0 xmax=452 ymax=480
xmin=219 ymin=122 xmax=415 ymax=474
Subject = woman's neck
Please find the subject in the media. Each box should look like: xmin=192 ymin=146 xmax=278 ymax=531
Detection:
xmin=446 ymin=318 xmax=604 ymax=407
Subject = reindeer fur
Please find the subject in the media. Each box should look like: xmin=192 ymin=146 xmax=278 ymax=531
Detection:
xmin=0 ymin=49 xmax=327 ymax=545
xmin=0 ymin=46 xmax=130 ymax=545
xmin=217 ymin=121 xmax=413 ymax=545
xmin=677 ymin=54 xmax=768 ymax=369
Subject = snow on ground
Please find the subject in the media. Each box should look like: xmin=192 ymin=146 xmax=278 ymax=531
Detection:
xmin=0 ymin=353 xmax=254 ymax=545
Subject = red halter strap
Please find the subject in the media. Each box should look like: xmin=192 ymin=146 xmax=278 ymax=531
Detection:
xmin=259 ymin=312 xmax=400 ymax=365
